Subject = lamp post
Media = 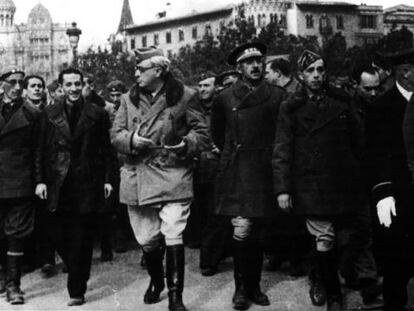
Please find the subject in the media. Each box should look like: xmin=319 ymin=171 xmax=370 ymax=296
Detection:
xmin=66 ymin=22 xmax=82 ymax=67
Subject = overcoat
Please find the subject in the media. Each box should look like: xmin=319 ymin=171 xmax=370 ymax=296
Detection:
xmin=39 ymin=98 xmax=116 ymax=213
xmin=0 ymin=99 xmax=42 ymax=199
xmin=211 ymin=79 xmax=286 ymax=218
xmin=111 ymin=74 xmax=209 ymax=207
xmin=365 ymin=85 xmax=414 ymax=259
xmin=273 ymin=85 xmax=365 ymax=216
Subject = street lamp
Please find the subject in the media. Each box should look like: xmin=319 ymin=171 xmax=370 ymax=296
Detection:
xmin=66 ymin=22 xmax=82 ymax=67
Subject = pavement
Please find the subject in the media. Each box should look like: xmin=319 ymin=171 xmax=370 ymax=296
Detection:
xmin=1 ymin=244 xmax=413 ymax=311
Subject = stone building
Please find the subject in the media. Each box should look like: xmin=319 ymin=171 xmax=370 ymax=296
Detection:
xmin=0 ymin=0 xmax=72 ymax=82
xmin=384 ymin=4 xmax=414 ymax=34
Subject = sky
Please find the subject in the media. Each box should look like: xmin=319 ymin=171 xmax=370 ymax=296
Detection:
xmin=11 ymin=0 xmax=411 ymax=51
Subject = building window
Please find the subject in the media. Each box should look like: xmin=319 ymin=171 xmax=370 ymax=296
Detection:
xmin=279 ymin=14 xmax=286 ymax=28
xmin=142 ymin=35 xmax=147 ymax=47
xmin=167 ymin=50 xmax=172 ymax=58
xmin=319 ymin=14 xmax=332 ymax=35
xmin=205 ymin=24 xmax=212 ymax=36
xmin=257 ymin=14 xmax=261 ymax=27
xmin=166 ymin=31 xmax=171 ymax=43
xmin=154 ymin=33 xmax=159 ymax=46
xmin=179 ymin=29 xmax=184 ymax=42
xmin=360 ymin=15 xmax=376 ymax=29
xmin=306 ymin=14 xmax=314 ymax=28
xmin=130 ymin=38 xmax=135 ymax=50
xmin=192 ymin=26 xmax=197 ymax=39
xmin=336 ymin=15 xmax=344 ymax=29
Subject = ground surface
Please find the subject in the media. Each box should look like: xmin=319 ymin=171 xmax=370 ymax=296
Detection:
xmin=1 ymin=244 xmax=413 ymax=311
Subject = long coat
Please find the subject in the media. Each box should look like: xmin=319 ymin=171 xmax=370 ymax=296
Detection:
xmin=273 ymin=85 xmax=365 ymax=216
xmin=211 ymin=79 xmax=286 ymax=218
xmin=365 ymin=85 xmax=414 ymax=259
xmin=0 ymin=99 xmax=42 ymax=199
xmin=39 ymin=98 xmax=116 ymax=213
xmin=111 ymin=74 xmax=209 ymax=207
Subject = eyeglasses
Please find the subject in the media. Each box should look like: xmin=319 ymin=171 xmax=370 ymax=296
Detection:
xmin=135 ymin=65 xmax=156 ymax=73
xmin=5 ymin=79 xmax=24 ymax=86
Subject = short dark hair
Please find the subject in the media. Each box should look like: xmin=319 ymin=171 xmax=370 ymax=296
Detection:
xmin=58 ymin=68 xmax=84 ymax=85
xmin=23 ymin=75 xmax=45 ymax=89
xmin=269 ymin=59 xmax=291 ymax=76
xmin=352 ymin=64 xmax=379 ymax=84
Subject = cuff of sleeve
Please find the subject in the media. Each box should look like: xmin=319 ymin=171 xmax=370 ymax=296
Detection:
xmin=372 ymin=181 xmax=394 ymax=203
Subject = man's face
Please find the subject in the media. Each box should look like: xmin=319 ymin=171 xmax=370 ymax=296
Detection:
xmin=135 ymin=59 xmax=160 ymax=90
xmin=25 ymin=77 xmax=44 ymax=101
xmin=265 ymin=63 xmax=280 ymax=85
xmin=198 ymin=77 xmax=215 ymax=101
xmin=239 ymin=57 xmax=264 ymax=82
xmin=300 ymin=59 xmax=326 ymax=92
xmin=394 ymin=63 xmax=414 ymax=92
xmin=82 ymin=77 xmax=94 ymax=98
xmin=109 ymin=91 xmax=122 ymax=105
xmin=357 ymin=72 xmax=380 ymax=104
xmin=61 ymin=73 xmax=83 ymax=103
xmin=3 ymin=73 xmax=24 ymax=101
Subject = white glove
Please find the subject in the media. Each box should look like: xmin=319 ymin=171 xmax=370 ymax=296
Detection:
xmin=376 ymin=196 xmax=396 ymax=228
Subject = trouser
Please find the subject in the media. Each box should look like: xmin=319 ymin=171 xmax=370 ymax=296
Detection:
xmin=47 ymin=210 xmax=95 ymax=298
xmin=114 ymin=203 xmax=132 ymax=244
xmin=127 ymin=201 xmax=191 ymax=252
xmin=97 ymin=212 xmax=112 ymax=254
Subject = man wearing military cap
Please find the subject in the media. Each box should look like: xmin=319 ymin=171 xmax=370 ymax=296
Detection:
xmin=215 ymin=70 xmax=241 ymax=93
xmin=364 ymin=29 xmax=414 ymax=311
xmin=273 ymin=50 xmax=365 ymax=310
xmin=0 ymin=67 xmax=43 ymax=304
xmin=211 ymin=42 xmax=286 ymax=310
xmin=111 ymin=47 xmax=208 ymax=311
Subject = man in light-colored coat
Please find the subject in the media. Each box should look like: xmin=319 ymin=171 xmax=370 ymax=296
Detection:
xmin=111 ymin=47 xmax=208 ymax=311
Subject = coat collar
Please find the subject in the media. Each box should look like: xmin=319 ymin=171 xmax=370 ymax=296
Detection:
xmin=0 ymin=99 xmax=30 ymax=137
xmin=232 ymin=79 xmax=272 ymax=109
xmin=129 ymin=73 xmax=184 ymax=108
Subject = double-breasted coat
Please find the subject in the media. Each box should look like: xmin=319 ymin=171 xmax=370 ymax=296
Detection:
xmin=365 ymin=85 xmax=414 ymax=259
xmin=39 ymin=98 xmax=116 ymax=213
xmin=273 ymin=85 xmax=365 ymax=216
xmin=0 ymin=99 xmax=42 ymax=199
xmin=111 ymin=74 xmax=209 ymax=207
xmin=210 ymin=79 xmax=286 ymax=218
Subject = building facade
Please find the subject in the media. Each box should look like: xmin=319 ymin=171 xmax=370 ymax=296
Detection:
xmin=0 ymin=0 xmax=72 ymax=82
xmin=384 ymin=4 xmax=414 ymax=35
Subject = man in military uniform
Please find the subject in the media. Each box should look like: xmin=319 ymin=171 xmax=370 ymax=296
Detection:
xmin=211 ymin=42 xmax=286 ymax=310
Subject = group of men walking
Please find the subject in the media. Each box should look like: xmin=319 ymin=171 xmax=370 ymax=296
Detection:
xmin=0 ymin=31 xmax=413 ymax=311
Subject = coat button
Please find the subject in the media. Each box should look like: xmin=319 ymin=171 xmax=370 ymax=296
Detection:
xmin=232 ymin=108 xmax=237 ymax=112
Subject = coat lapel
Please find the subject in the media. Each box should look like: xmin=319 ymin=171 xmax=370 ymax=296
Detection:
xmin=234 ymin=80 xmax=272 ymax=109
xmin=73 ymin=103 xmax=100 ymax=140
xmin=136 ymin=93 xmax=168 ymax=136
xmin=311 ymin=97 xmax=347 ymax=132
xmin=0 ymin=103 xmax=30 ymax=137
xmin=48 ymin=100 xmax=72 ymax=143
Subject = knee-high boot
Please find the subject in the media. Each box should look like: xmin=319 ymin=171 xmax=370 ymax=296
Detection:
xmin=318 ymin=251 xmax=342 ymax=311
xmin=6 ymin=255 xmax=24 ymax=304
xmin=232 ymin=240 xmax=250 ymax=310
xmin=143 ymin=246 xmax=165 ymax=304
xmin=166 ymin=245 xmax=187 ymax=311
xmin=246 ymin=241 xmax=269 ymax=306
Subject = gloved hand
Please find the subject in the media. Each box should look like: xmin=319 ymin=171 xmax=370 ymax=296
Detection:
xmin=376 ymin=196 xmax=396 ymax=228
xmin=277 ymin=193 xmax=292 ymax=212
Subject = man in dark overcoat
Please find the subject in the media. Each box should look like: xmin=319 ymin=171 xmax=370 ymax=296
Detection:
xmin=35 ymin=68 xmax=116 ymax=306
xmin=211 ymin=42 xmax=286 ymax=310
xmin=0 ymin=68 xmax=42 ymax=304
xmin=364 ymin=35 xmax=414 ymax=311
xmin=273 ymin=50 xmax=365 ymax=311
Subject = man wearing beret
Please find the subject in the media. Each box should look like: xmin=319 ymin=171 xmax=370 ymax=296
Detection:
xmin=105 ymin=80 xmax=127 ymax=124
xmin=0 ymin=68 xmax=43 ymax=304
xmin=111 ymin=47 xmax=208 ymax=311
xmin=273 ymin=50 xmax=365 ymax=310
xmin=364 ymin=32 xmax=414 ymax=311
xmin=211 ymin=42 xmax=286 ymax=310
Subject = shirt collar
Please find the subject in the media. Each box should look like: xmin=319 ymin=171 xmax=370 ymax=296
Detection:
xmin=396 ymin=81 xmax=413 ymax=102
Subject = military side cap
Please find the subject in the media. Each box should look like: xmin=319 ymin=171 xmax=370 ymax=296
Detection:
xmin=377 ymin=28 xmax=414 ymax=66
xmin=297 ymin=50 xmax=323 ymax=71
xmin=215 ymin=70 xmax=241 ymax=86
xmin=0 ymin=67 xmax=25 ymax=81
xmin=197 ymin=71 xmax=216 ymax=83
xmin=134 ymin=47 xmax=164 ymax=63
xmin=106 ymin=80 xmax=126 ymax=93
xmin=228 ymin=42 xmax=267 ymax=66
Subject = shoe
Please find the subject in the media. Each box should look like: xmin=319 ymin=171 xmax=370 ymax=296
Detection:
xmin=201 ymin=267 xmax=217 ymax=277
xmin=166 ymin=245 xmax=187 ymax=311
xmin=248 ymin=285 xmax=269 ymax=306
xmin=143 ymin=247 xmax=165 ymax=304
xmin=67 ymin=296 xmax=85 ymax=306
xmin=265 ymin=254 xmax=283 ymax=271
xmin=114 ymin=244 xmax=127 ymax=253
xmin=360 ymin=279 xmax=382 ymax=305
xmin=100 ymin=251 xmax=113 ymax=262
xmin=309 ymin=278 xmax=327 ymax=306
xmin=6 ymin=284 xmax=24 ymax=305
xmin=327 ymin=295 xmax=342 ymax=311
xmin=41 ymin=264 xmax=56 ymax=278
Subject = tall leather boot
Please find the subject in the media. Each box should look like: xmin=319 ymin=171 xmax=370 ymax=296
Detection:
xmin=143 ymin=246 xmax=165 ymax=304
xmin=246 ymin=241 xmax=269 ymax=306
xmin=166 ymin=245 xmax=187 ymax=311
xmin=6 ymin=255 xmax=24 ymax=304
xmin=318 ymin=251 xmax=342 ymax=311
xmin=232 ymin=240 xmax=250 ymax=310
